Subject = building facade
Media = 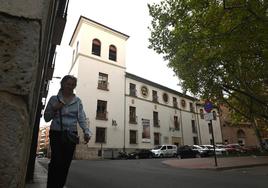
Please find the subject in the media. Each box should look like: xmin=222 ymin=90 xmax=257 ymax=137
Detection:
xmin=219 ymin=105 xmax=262 ymax=147
xmin=69 ymin=16 xmax=223 ymax=159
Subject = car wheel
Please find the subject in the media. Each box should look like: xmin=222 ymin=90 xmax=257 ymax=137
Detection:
xmin=135 ymin=155 xmax=139 ymax=159
xmin=160 ymin=154 xmax=164 ymax=158
xmin=195 ymin=154 xmax=201 ymax=158
xmin=148 ymin=154 xmax=152 ymax=159
xmin=177 ymin=155 xmax=182 ymax=159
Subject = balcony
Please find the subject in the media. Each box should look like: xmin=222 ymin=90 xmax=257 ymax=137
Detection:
xmin=152 ymin=96 xmax=158 ymax=103
xmin=153 ymin=120 xmax=160 ymax=127
xmin=96 ymin=111 xmax=108 ymax=120
xmin=129 ymin=116 xmax=138 ymax=124
xmin=129 ymin=89 xmax=137 ymax=97
xmin=97 ymin=82 xmax=109 ymax=91
xmin=173 ymin=101 xmax=178 ymax=108
xmin=174 ymin=121 xmax=180 ymax=130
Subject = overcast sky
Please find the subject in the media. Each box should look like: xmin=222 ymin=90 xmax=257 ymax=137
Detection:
xmin=41 ymin=0 xmax=183 ymax=125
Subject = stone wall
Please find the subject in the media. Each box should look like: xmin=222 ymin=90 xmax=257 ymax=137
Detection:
xmin=0 ymin=0 xmax=55 ymax=187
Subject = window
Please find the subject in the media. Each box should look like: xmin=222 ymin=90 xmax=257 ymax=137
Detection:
xmin=189 ymin=102 xmax=194 ymax=112
xmin=109 ymin=45 xmax=117 ymax=61
xmin=96 ymin=100 xmax=107 ymax=120
xmin=191 ymin=120 xmax=197 ymax=133
xmin=200 ymin=109 xmax=204 ymax=119
xmin=92 ymin=39 xmax=101 ymax=56
xmin=129 ymin=83 xmax=136 ymax=97
xmin=181 ymin=99 xmax=186 ymax=108
xmin=152 ymin=90 xmax=158 ymax=103
xmin=153 ymin=111 xmax=159 ymax=127
xmin=95 ymin=127 xmax=106 ymax=143
xmin=174 ymin=116 xmax=180 ymax=130
xmin=129 ymin=106 xmax=137 ymax=124
xmin=154 ymin=133 xmax=160 ymax=145
xmin=210 ymin=139 xmax=213 ymax=145
xmin=98 ymin=73 xmax=108 ymax=90
xmin=213 ymin=111 xmax=217 ymax=120
xmin=173 ymin=97 xmax=178 ymax=108
xmin=129 ymin=130 xmax=137 ymax=144
xmin=208 ymin=122 xmax=213 ymax=134
xmin=193 ymin=136 xmax=199 ymax=145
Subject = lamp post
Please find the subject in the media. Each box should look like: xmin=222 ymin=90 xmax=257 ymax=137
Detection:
xmin=204 ymin=100 xmax=218 ymax=167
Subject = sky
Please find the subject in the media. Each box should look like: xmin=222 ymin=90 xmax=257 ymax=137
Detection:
xmin=41 ymin=0 xmax=183 ymax=126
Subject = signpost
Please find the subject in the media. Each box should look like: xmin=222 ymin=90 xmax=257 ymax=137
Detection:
xmin=204 ymin=100 xmax=218 ymax=167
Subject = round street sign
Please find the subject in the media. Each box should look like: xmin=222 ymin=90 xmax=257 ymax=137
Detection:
xmin=204 ymin=100 xmax=213 ymax=113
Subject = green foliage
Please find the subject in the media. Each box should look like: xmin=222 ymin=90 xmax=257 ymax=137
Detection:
xmin=148 ymin=0 xmax=268 ymax=123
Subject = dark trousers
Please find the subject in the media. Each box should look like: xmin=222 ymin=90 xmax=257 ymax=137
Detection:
xmin=47 ymin=130 xmax=76 ymax=188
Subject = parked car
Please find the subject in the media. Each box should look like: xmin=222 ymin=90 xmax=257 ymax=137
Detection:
xmin=177 ymin=145 xmax=205 ymax=159
xmin=225 ymin=143 xmax=248 ymax=154
xmin=151 ymin=144 xmax=177 ymax=158
xmin=128 ymin=149 xmax=154 ymax=159
xmin=118 ymin=151 xmax=129 ymax=159
xmin=202 ymin=144 xmax=227 ymax=155
xmin=192 ymin=145 xmax=210 ymax=157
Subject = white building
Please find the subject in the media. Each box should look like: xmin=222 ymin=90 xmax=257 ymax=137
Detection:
xmin=69 ymin=16 xmax=222 ymax=158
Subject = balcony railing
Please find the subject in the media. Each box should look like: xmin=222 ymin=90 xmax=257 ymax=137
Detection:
xmin=152 ymin=96 xmax=158 ymax=103
xmin=97 ymin=82 xmax=109 ymax=90
xmin=129 ymin=116 xmax=138 ymax=124
xmin=174 ymin=121 xmax=180 ymax=130
xmin=153 ymin=120 xmax=160 ymax=127
xmin=129 ymin=89 xmax=137 ymax=97
xmin=96 ymin=111 xmax=108 ymax=120
xmin=173 ymin=101 xmax=178 ymax=108
xmin=190 ymin=107 xmax=195 ymax=112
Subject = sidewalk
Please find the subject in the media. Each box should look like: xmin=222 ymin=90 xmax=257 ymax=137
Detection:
xmin=26 ymin=156 xmax=268 ymax=188
xmin=26 ymin=160 xmax=47 ymax=188
xmin=163 ymin=155 xmax=268 ymax=170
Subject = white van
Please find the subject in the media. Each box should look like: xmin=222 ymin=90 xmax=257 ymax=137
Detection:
xmin=151 ymin=144 xmax=177 ymax=158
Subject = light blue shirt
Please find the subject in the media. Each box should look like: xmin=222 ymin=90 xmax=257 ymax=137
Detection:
xmin=44 ymin=91 xmax=92 ymax=136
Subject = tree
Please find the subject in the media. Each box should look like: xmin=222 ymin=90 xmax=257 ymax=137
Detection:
xmin=148 ymin=1 xmax=268 ymax=118
xmin=148 ymin=0 xmax=268 ymax=147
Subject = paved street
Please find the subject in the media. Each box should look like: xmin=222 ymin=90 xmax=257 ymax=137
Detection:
xmin=37 ymin=158 xmax=268 ymax=188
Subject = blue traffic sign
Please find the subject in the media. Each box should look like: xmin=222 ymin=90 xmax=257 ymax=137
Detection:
xmin=204 ymin=100 xmax=213 ymax=113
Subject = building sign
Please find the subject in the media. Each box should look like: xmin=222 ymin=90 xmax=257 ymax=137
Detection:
xmin=204 ymin=112 xmax=214 ymax=121
xmin=142 ymin=118 xmax=150 ymax=142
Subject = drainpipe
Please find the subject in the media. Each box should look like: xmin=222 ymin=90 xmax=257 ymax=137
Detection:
xmin=179 ymin=108 xmax=184 ymax=145
xmin=123 ymin=75 xmax=126 ymax=152
xmin=195 ymin=103 xmax=202 ymax=145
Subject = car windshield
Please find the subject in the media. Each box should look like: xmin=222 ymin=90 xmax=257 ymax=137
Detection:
xmin=153 ymin=145 xmax=162 ymax=149
xmin=204 ymin=145 xmax=213 ymax=149
xmin=193 ymin=145 xmax=202 ymax=149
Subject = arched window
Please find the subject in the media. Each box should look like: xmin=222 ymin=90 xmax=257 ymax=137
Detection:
xmin=237 ymin=129 xmax=246 ymax=145
xmin=109 ymin=45 xmax=117 ymax=61
xmin=92 ymin=39 xmax=101 ymax=56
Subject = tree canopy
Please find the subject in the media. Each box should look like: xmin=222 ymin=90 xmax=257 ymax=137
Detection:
xmin=148 ymin=0 xmax=268 ymax=124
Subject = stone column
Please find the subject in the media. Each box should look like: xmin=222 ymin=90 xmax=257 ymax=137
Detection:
xmin=0 ymin=0 xmax=50 ymax=187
